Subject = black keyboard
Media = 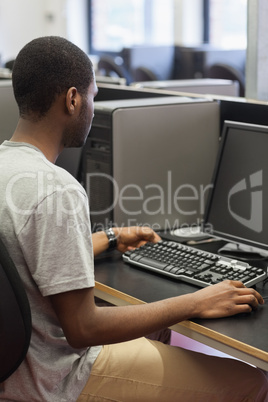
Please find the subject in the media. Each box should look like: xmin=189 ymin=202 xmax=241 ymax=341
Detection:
xmin=123 ymin=241 xmax=267 ymax=288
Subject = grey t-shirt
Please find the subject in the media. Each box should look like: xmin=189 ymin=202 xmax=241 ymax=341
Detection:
xmin=0 ymin=141 xmax=102 ymax=401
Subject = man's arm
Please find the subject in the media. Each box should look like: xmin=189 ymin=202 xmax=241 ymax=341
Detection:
xmin=50 ymin=280 xmax=264 ymax=349
xmin=92 ymin=226 xmax=161 ymax=256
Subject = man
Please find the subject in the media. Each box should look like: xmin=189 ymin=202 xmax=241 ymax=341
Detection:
xmin=0 ymin=36 xmax=267 ymax=401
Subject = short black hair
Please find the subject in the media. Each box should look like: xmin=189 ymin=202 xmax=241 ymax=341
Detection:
xmin=12 ymin=36 xmax=94 ymax=119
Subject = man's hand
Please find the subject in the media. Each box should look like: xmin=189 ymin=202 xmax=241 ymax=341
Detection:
xmin=92 ymin=226 xmax=161 ymax=256
xmin=191 ymin=280 xmax=265 ymax=319
xmin=113 ymin=226 xmax=161 ymax=253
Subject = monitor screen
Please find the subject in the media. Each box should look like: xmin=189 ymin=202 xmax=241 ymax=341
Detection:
xmin=0 ymin=80 xmax=19 ymax=143
xmin=204 ymin=120 xmax=268 ymax=253
xmin=95 ymin=83 xmax=175 ymax=102
xmin=0 ymin=80 xmax=82 ymax=180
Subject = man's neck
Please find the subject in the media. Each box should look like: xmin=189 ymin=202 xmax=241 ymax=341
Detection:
xmin=10 ymin=118 xmax=63 ymax=163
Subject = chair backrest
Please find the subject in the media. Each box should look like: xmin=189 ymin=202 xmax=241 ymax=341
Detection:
xmin=207 ymin=62 xmax=245 ymax=97
xmin=97 ymin=55 xmax=132 ymax=84
xmin=4 ymin=59 xmax=15 ymax=71
xmin=132 ymin=66 xmax=158 ymax=82
xmin=0 ymin=237 xmax=32 ymax=383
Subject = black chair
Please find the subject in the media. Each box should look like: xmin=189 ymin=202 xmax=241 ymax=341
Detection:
xmin=97 ymin=55 xmax=132 ymax=84
xmin=206 ymin=63 xmax=245 ymax=97
xmin=132 ymin=66 xmax=158 ymax=82
xmin=4 ymin=59 xmax=16 ymax=71
xmin=0 ymin=236 xmax=32 ymax=382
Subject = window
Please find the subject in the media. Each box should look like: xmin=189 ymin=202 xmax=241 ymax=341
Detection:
xmin=88 ymin=0 xmax=247 ymax=55
xmin=205 ymin=0 xmax=247 ymax=49
xmin=89 ymin=0 xmax=174 ymax=54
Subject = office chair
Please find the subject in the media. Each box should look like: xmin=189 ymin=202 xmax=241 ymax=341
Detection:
xmin=132 ymin=66 xmax=158 ymax=82
xmin=97 ymin=55 xmax=132 ymax=84
xmin=207 ymin=63 xmax=245 ymax=97
xmin=0 ymin=236 xmax=32 ymax=382
xmin=4 ymin=59 xmax=15 ymax=71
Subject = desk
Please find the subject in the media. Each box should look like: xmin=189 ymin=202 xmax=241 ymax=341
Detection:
xmin=94 ymin=244 xmax=268 ymax=371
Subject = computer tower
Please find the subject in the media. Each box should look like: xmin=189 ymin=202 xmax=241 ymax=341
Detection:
xmin=82 ymin=96 xmax=220 ymax=231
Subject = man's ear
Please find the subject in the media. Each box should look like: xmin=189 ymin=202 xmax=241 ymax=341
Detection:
xmin=66 ymin=87 xmax=78 ymax=115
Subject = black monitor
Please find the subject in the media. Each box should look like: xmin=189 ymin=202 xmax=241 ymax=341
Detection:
xmin=204 ymin=120 xmax=268 ymax=256
xmin=121 ymin=45 xmax=175 ymax=80
xmin=55 ymin=148 xmax=83 ymax=180
xmin=0 ymin=80 xmax=83 ymax=180
xmin=0 ymin=80 xmax=19 ymax=143
xmin=95 ymin=83 xmax=176 ymax=102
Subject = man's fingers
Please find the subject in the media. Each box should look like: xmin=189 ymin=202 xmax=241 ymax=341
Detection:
xmin=238 ymin=284 xmax=263 ymax=299
xmin=236 ymin=294 xmax=260 ymax=309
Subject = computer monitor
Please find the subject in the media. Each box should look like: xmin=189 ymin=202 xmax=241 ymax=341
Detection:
xmin=0 ymin=80 xmax=82 ymax=180
xmin=121 ymin=45 xmax=175 ymax=81
xmin=95 ymin=83 xmax=176 ymax=102
xmin=0 ymin=80 xmax=19 ymax=143
xmin=204 ymin=120 xmax=268 ymax=255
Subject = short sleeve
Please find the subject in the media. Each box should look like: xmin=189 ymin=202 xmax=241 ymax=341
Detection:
xmin=18 ymin=184 xmax=95 ymax=296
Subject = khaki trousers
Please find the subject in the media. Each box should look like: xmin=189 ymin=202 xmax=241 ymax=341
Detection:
xmin=77 ymin=337 xmax=268 ymax=402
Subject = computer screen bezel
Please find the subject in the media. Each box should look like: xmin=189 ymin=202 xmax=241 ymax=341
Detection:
xmin=203 ymin=119 xmax=268 ymax=253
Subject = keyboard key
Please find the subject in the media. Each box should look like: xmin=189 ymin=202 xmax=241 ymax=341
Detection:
xmin=138 ymin=257 xmax=168 ymax=270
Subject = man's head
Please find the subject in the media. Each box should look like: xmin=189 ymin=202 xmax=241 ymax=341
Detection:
xmin=12 ymin=36 xmax=94 ymax=121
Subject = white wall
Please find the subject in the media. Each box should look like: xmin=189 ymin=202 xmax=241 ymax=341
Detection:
xmin=0 ymin=0 xmax=45 ymax=63
xmin=0 ymin=0 xmax=88 ymax=65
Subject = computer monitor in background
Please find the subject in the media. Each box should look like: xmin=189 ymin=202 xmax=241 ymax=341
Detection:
xmin=0 ymin=80 xmax=82 ymax=180
xmin=55 ymin=148 xmax=83 ymax=180
xmin=95 ymin=82 xmax=177 ymax=102
xmin=204 ymin=120 xmax=268 ymax=256
xmin=121 ymin=45 xmax=175 ymax=81
xmin=0 ymin=80 xmax=19 ymax=143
